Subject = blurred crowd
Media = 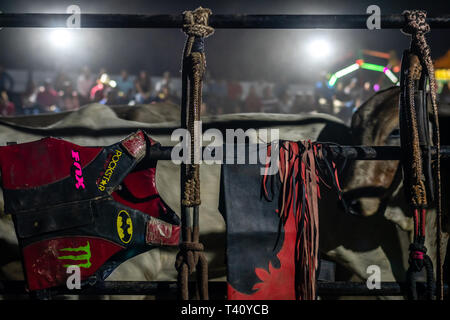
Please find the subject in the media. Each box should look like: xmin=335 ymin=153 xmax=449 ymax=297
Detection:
xmin=1 ymin=64 xmax=449 ymax=123
xmin=0 ymin=65 xmax=178 ymax=117
xmin=203 ymin=77 xmax=379 ymax=123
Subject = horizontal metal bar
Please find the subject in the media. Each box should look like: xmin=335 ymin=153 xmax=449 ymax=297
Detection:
xmin=152 ymin=145 xmax=450 ymax=161
xmin=328 ymin=145 xmax=450 ymax=160
xmin=0 ymin=281 xmax=447 ymax=297
xmin=1 ymin=13 xmax=450 ymax=29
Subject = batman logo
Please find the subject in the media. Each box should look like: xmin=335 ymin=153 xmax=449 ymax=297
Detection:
xmin=117 ymin=210 xmax=133 ymax=244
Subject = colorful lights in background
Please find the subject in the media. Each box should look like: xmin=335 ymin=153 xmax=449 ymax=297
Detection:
xmin=327 ymin=59 xmax=399 ymax=88
xmin=436 ymin=69 xmax=450 ymax=81
xmin=435 ymin=69 xmax=450 ymax=94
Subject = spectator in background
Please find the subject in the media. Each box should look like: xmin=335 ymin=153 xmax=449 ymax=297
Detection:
xmin=135 ymin=70 xmax=152 ymax=103
xmin=116 ymin=69 xmax=134 ymax=103
xmin=307 ymin=94 xmax=319 ymax=113
xmin=261 ymin=85 xmax=279 ymax=113
xmin=345 ymin=78 xmax=360 ymax=108
xmin=204 ymin=77 xmax=223 ymax=114
xmin=334 ymin=82 xmax=350 ymax=103
xmin=208 ymin=79 xmax=227 ymax=99
xmin=99 ymin=89 xmax=118 ymax=105
xmin=155 ymin=71 xmax=172 ymax=93
xmin=97 ymin=67 xmax=108 ymax=80
xmin=361 ymin=81 xmax=373 ymax=104
xmin=227 ymin=80 xmax=243 ymax=112
xmin=54 ymin=70 xmax=71 ymax=92
xmin=61 ymin=81 xmax=80 ymax=111
xmin=332 ymin=81 xmax=349 ymax=115
xmin=90 ymin=73 xmax=113 ymax=103
xmin=291 ymin=93 xmax=307 ymax=114
xmin=0 ymin=91 xmax=15 ymax=116
xmin=244 ymin=85 xmax=262 ymax=113
xmin=273 ymin=75 xmax=289 ymax=100
xmin=278 ymin=89 xmax=293 ymax=114
xmin=314 ymin=80 xmax=333 ymax=109
xmin=154 ymin=85 xmax=170 ymax=103
xmin=0 ymin=65 xmax=14 ymax=93
xmin=22 ymin=77 xmax=40 ymax=115
xmin=36 ymin=79 xmax=60 ymax=113
xmin=77 ymin=66 xmax=95 ymax=105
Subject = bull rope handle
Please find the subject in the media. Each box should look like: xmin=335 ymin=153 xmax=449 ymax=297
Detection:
xmin=400 ymin=10 xmax=444 ymax=300
xmin=175 ymin=7 xmax=214 ymax=300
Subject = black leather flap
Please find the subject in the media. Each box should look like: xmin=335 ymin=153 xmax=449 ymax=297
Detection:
xmin=14 ymin=200 xmax=94 ymax=239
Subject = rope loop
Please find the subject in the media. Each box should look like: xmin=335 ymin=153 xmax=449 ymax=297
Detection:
xmin=175 ymin=240 xmax=209 ymax=300
xmin=182 ymin=7 xmax=214 ymax=38
xmin=402 ymin=10 xmax=430 ymax=35
xmin=175 ymin=241 xmax=205 ymax=273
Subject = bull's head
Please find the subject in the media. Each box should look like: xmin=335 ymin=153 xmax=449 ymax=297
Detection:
xmin=341 ymin=86 xmax=401 ymax=217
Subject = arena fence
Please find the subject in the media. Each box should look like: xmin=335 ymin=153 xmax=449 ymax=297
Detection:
xmin=1 ymin=13 xmax=450 ymax=29
xmin=0 ymin=10 xmax=450 ymax=300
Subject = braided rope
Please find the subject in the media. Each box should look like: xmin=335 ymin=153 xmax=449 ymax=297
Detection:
xmin=183 ymin=8 xmax=214 ymax=38
xmin=402 ymin=9 xmax=443 ymax=300
xmin=176 ymin=7 xmax=213 ymax=301
xmin=181 ymin=7 xmax=213 ymax=207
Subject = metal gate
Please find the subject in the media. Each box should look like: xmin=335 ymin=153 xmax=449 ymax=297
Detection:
xmin=0 ymin=10 xmax=450 ymax=299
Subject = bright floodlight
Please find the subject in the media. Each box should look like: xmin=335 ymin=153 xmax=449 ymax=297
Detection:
xmin=307 ymin=39 xmax=331 ymax=59
xmin=50 ymin=29 xmax=72 ymax=48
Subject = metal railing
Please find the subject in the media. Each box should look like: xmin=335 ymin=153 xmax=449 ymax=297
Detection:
xmin=0 ymin=13 xmax=450 ymax=29
xmin=0 ymin=10 xmax=449 ymax=299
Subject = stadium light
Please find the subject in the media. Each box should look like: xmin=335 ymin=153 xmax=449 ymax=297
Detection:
xmin=50 ymin=29 xmax=72 ymax=48
xmin=307 ymin=39 xmax=331 ymax=59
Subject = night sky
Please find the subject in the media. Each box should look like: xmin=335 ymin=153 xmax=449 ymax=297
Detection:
xmin=0 ymin=0 xmax=448 ymax=83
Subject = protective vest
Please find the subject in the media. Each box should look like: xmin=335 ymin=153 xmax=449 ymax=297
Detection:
xmin=0 ymin=130 xmax=180 ymax=291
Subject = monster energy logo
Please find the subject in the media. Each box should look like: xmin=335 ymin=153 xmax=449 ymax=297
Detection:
xmin=57 ymin=241 xmax=92 ymax=268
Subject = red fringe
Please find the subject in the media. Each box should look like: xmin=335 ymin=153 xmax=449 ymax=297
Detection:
xmin=263 ymin=141 xmax=321 ymax=299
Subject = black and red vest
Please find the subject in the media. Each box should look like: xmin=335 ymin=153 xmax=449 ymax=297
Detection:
xmin=0 ymin=130 xmax=180 ymax=291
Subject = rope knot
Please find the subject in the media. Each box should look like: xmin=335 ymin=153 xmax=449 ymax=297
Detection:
xmin=409 ymin=242 xmax=427 ymax=254
xmin=408 ymin=242 xmax=427 ymax=271
xmin=402 ymin=10 xmax=430 ymax=35
xmin=179 ymin=241 xmax=204 ymax=252
xmin=183 ymin=7 xmax=215 ymax=38
xmin=175 ymin=241 xmax=205 ymax=274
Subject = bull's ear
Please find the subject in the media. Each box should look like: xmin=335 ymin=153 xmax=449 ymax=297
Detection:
xmin=350 ymin=86 xmax=400 ymax=144
xmin=317 ymin=121 xmax=352 ymax=146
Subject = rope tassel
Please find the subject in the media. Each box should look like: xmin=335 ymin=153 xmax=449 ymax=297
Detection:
xmin=400 ymin=10 xmax=444 ymax=300
xmin=176 ymin=7 xmax=214 ymax=301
